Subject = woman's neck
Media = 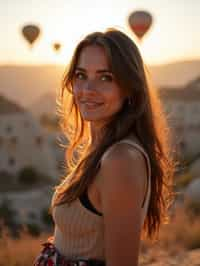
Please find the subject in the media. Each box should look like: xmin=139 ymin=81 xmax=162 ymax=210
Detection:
xmin=89 ymin=121 xmax=106 ymax=150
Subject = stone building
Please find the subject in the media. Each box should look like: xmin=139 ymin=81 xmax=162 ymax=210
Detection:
xmin=0 ymin=95 xmax=58 ymax=182
xmin=159 ymin=76 xmax=200 ymax=160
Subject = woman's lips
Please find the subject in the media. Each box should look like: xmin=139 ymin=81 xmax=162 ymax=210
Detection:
xmin=80 ymin=101 xmax=104 ymax=108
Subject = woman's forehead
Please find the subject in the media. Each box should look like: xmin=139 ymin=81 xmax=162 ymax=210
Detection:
xmin=76 ymin=45 xmax=110 ymax=70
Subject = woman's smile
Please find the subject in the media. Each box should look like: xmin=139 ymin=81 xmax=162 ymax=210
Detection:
xmin=80 ymin=100 xmax=104 ymax=109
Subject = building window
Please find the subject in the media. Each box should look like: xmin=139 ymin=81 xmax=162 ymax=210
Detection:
xmin=6 ymin=125 xmax=12 ymax=133
xmin=8 ymin=157 xmax=16 ymax=166
xmin=36 ymin=136 xmax=43 ymax=147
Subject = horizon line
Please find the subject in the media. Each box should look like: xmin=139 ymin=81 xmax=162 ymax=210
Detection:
xmin=0 ymin=57 xmax=200 ymax=68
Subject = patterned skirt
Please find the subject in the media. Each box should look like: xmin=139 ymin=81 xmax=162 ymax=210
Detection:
xmin=34 ymin=242 xmax=105 ymax=266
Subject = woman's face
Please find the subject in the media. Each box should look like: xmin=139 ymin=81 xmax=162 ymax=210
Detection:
xmin=72 ymin=45 xmax=126 ymax=126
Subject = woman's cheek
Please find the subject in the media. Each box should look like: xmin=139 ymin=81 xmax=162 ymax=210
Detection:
xmin=72 ymin=83 xmax=81 ymax=97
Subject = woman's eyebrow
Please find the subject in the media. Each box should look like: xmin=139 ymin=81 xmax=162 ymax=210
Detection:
xmin=75 ymin=67 xmax=113 ymax=75
xmin=96 ymin=69 xmax=113 ymax=74
xmin=75 ymin=67 xmax=85 ymax=72
xmin=75 ymin=67 xmax=113 ymax=74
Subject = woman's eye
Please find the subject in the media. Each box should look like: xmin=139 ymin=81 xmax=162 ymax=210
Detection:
xmin=100 ymin=74 xmax=113 ymax=82
xmin=74 ymin=72 xmax=86 ymax=80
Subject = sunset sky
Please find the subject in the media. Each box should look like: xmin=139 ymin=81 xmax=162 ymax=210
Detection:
xmin=0 ymin=0 xmax=200 ymax=66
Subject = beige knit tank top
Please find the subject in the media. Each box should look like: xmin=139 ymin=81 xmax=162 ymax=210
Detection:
xmin=52 ymin=139 xmax=151 ymax=261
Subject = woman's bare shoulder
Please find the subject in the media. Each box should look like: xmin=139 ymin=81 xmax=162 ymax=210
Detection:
xmin=101 ymin=138 xmax=144 ymax=165
xmin=99 ymin=140 xmax=147 ymax=194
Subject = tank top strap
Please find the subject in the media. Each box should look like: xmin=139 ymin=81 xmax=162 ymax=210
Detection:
xmin=117 ymin=139 xmax=151 ymax=209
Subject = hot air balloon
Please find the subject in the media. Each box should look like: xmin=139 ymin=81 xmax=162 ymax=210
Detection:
xmin=128 ymin=10 xmax=153 ymax=41
xmin=53 ymin=42 xmax=62 ymax=53
xmin=22 ymin=24 xmax=40 ymax=47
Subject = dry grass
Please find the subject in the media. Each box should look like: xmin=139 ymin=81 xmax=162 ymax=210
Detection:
xmin=0 ymin=203 xmax=200 ymax=266
xmin=139 ymin=203 xmax=200 ymax=265
xmin=158 ymin=205 xmax=200 ymax=250
xmin=0 ymin=224 xmax=51 ymax=266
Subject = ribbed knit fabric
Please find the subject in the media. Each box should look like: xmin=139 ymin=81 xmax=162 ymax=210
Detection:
xmin=52 ymin=139 xmax=151 ymax=261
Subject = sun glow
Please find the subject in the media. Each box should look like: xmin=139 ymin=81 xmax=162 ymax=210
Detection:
xmin=0 ymin=0 xmax=199 ymax=65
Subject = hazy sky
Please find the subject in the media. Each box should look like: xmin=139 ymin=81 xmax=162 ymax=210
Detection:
xmin=0 ymin=0 xmax=200 ymax=65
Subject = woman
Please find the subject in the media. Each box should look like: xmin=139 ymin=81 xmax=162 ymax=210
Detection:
xmin=34 ymin=28 xmax=175 ymax=266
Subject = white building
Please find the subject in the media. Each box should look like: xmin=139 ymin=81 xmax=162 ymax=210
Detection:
xmin=0 ymin=95 xmax=58 ymax=182
xmin=45 ymin=130 xmax=68 ymax=176
xmin=159 ymin=76 xmax=200 ymax=159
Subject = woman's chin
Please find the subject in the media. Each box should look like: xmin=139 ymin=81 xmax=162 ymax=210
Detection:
xmin=81 ymin=113 xmax=105 ymax=122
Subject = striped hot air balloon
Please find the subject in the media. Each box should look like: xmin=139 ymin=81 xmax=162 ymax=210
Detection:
xmin=128 ymin=10 xmax=153 ymax=41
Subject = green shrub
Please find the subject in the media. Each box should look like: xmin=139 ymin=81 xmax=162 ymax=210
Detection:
xmin=0 ymin=199 xmax=21 ymax=238
xmin=26 ymin=222 xmax=41 ymax=237
xmin=18 ymin=166 xmax=39 ymax=185
xmin=0 ymin=199 xmax=16 ymax=226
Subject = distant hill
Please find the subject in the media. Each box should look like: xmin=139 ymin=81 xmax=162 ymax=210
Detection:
xmin=0 ymin=94 xmax=25 ymax=114
xmin=149 ymin=60 xmax=200 ymax=88
xmin=30 ymin=91 xmax=57 ymax=117
xmin=0 ymin=65 xmax=65 ymax=108
xmin=0 ymin=60 xmax=199 ymax=110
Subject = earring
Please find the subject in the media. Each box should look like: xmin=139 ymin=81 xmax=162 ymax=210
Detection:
xmin=128 ymin=97 xmax=133 ymax=106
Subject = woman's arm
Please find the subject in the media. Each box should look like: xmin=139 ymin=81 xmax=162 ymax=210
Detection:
xmin=99 ymin=143 xmax=147 ymax=266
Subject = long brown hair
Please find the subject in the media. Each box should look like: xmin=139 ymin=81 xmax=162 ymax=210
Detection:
xmin=52 ymin=28 xmax=176 ymax=240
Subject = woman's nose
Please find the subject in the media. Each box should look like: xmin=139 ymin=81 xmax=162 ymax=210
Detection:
xmin=82 ymin=79 xmax=97 ymax=92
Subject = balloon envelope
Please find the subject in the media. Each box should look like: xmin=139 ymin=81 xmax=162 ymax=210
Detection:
xmin=128 ymin=11 xmax=153 ymax=40
xmin=53 ymin=43 xmax=61 ymax=52
xmin=53 ymin=42 xmax=61 ymax=51
xmin=22 ymin=25 xmax=40 ymax=46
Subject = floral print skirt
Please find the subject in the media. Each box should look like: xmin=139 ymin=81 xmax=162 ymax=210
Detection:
xmin=34 ymin=242 xmax=105 ymax=266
